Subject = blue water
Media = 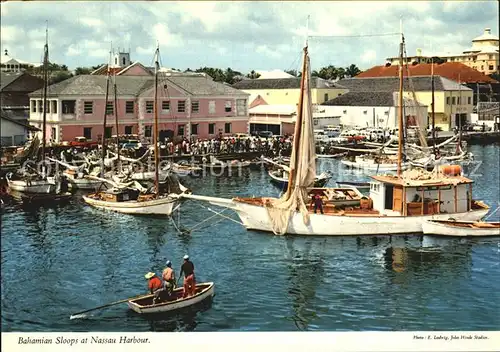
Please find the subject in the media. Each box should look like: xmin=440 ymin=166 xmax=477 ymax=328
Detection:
xmin=1 ymin=145 xmax=499 ymax=332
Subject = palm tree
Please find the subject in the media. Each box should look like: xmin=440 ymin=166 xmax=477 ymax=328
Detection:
xmin=345 ymin=64 xmax=361 ymax=78
xmin=246 ymin=70 xmax=261 ymax=79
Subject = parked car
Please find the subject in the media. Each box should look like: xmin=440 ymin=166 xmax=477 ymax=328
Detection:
xmin=257 ymin=131 xmax=273 ymax=138
xmin=471 ymin=124 xmax=492 ymax=132
xmin=69 ymin=137 xmax=98 ymax=148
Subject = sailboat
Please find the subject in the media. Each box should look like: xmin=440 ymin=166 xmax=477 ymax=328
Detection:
xmin=6 ymin=26 xmax=57 ymax=194
xmin=175 ymin=34 xmax=489 ymax=235
xmin=82 ymin=45 xmax=189 ymax=216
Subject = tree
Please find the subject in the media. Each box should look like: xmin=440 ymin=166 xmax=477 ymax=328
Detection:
xmin=345 ymin=64 xmax=362 ymax=78
xmin=75 ymin=67 xmax=93 ymax=75
xmin=224 ymin=67 xmax=242 ymax=84
xmin=246 ymin=70 xmax=261 ymax=79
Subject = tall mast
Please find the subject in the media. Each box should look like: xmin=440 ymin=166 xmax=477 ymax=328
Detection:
xmin=100 ymin=48 xmax=112 ymax=177
xmin=153 ymin=45 xmax=160 ymax=197
xmin=397 ymin=22 xmax=404 ymax=178
xmin=41 ymin=22 xmax=49 ymax=168
xmin=113 ymin=51 xmax=120 ymax=172
xmin=458 ymin=73 xmax=462 ymax=152
xmin=431 ymin=56 xmax=436 ymax=152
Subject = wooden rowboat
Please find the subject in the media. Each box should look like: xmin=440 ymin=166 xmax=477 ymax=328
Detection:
xmin=422 ymin=220 xmax=500 ymax=237
xmin=127 ymin=282 xmax=215 ymax=314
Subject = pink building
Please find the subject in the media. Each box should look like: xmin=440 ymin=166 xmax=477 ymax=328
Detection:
xmin=28 ymin=55 xmax=249 ymax=142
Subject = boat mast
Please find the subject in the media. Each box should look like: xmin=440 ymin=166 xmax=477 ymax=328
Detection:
xmin=431 ymin=56 xmax=436 ymax=153
xmin=41 ymin=23 xmax=49 ymax=169
xmin=458 ymin=73 xmax=462 ymax=153
xmin=397 ymin=22 xmax=404 ymax=178
xmin=153 ymin=45 xmax=160 ymax=197
xmin=285 ymin=20 xmax=309 ymax=197
xmin=113 ymin=52 xmax=120 ymax=172
xmin=100 ymin=48 xmax=112 ymax=178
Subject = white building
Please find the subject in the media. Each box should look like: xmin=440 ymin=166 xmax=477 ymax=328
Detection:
xmin=1 ymin=49 xmax=41 ymax=73
xmin=322 ymin=91 xmax=428 ymax=129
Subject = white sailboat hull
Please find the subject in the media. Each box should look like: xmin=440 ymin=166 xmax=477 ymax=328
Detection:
xmin=7 ymin=179 xmax=56 ymax=193
xmin=234 ymin=201 xmax=488 ymax=235
xmin=82 ymin=195 xmax=178 ymax=215
xmin=180 ymin=194 xmax=488 ymax=236
xmin=422 ymin=220 xmax=500 ymax=237
xmin=341 ymin=160 xmax=410 ymax=172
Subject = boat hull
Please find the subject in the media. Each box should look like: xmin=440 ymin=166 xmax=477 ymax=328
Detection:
xmin=7 ymin=179 xmax=56 ymax=193
xmin=229 ymin=200 xmax=489 ymax=236
xmin=336 ymin=181 xmax=371 ymax=192
xmin=82 ymin=194 xmax=178 ymax=215
xmin=127 ymin=282 xmax=215 ymax=314
xmin=341 ymin=160 xmax=410 ymax=172
xmin=422 ymin=220 xmax=500 ymax=237
xmin=269 ymin=171 xmax=331 ymax=189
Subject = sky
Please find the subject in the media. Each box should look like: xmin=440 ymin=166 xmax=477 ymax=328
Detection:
xmin=1 ymin=1 xmax=498 ymax=73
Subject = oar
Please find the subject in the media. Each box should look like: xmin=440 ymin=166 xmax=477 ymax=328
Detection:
xmin=69 ymin=293 xmax=150 ymax=319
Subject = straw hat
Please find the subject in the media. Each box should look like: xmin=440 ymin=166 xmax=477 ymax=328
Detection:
xmin=144 ymin=272 xmax=156 ymax=279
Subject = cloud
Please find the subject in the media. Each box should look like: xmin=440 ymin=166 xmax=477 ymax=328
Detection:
xmin=0 ymin=1 xmax=498 ymax=73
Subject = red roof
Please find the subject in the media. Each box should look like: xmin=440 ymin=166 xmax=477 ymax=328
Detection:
xmin=249 ymin=94 xmax=268 ymax=108
xmin=357 ymin=62 xmax=498 ymax=84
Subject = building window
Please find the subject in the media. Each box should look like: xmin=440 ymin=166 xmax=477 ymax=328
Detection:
xmin=209 ymin=100 xmax=216 ymax=114
xmin=105 ymin=127 xmax=113 ymax=138
xmin=31 ymin=101 xmax=36 ymax=113
xmin=363 ymin=110 xmax=367 ymax=115
xmin=51 ymin=101 xmax=57 ymax=114
xmin=191 ymin=124 xmax=198 ymax=135
xmin=84 ymin=101 xmax=93 ymax=114
xmin=115 ymin=58 xmax=118 ymax=65
xmin=126 ymin=101 xmax=134 ymax=114
xmin=224 ymin=122 xmax=231 ymax=134
xmin=457 ymin=97 xmax=461 ymax=105
xmin=343 ymin=110 xmax=347 ymax=114
xmin=191 ymin=101 xmax=199 ymax=113
xmin=146 ymin=101 xmax=154 ymax=113
xmin=51 ymin=127 xmax=56 ymax=140
xmin=62 ymin=100 xmax=75 ymax=114
xmin=208 ymin=123 xmax=215 ymax=135
xmin=468 ymin=97 xmax=471 ymax=105
xmin=446 ymin=97 xmax=450 ymax=105
xmin=481 ymin=65 xmax=484 ymax=70
xmin=225 ymin=101 xmax=232 ymax=112
xmin=106 ymin=102 xmax=113 ymax=115
xmin=177 ymin=125 xmax=185 ymax=136
xmin=145 ymin=125 xmax=152 ymax=137
xmin=122 ymin=57 xmax=126 ymax=65
xmin=489 ymin=65 xmax=494 ymax=70
xmin=125 ymin=126 xmax=133 ymax=135
xmin=385 ymin=110 xmax=389 ymax=115
xmin=324 ymin=93 xmax=329 ymax=102
xmin=236 ymin=99 xmax=246 ymax=116
xmin=177 ymin=101 xmax=186 ymax=113
xmin=162 ymin=101 xmax=170 ymax=112
xmin=452 ymin=97 xmax=456 ymax=105
xmin=83 ymin=127 xmax=92 ymax=139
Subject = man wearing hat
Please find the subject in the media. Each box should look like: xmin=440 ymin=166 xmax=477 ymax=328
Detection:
xmin=179 ymin=255 xmax=196 ymax=298
xmin=162 ymin=260 xmax=176 ymax=296
xmin=145 ymin=272 xmax=165 ymax=304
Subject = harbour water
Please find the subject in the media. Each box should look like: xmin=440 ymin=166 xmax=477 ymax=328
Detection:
xmin=1 ymin=145 xmax=499 ymax=332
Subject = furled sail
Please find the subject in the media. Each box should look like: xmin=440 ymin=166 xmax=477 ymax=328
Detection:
xmin=265 ymin=47 xmax=317 ymax=235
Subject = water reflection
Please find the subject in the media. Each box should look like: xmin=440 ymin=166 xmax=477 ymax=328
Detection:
xmin=284 ymin=238 xmax=325 ymax=331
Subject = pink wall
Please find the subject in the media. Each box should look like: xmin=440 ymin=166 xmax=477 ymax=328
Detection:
xmin=61 ymin=123 xmax=137 ymax=142
xmin=75 ymin=98 xmax=137 ymax=121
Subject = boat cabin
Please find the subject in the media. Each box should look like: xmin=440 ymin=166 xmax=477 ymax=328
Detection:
xmin=368 ymin=171 xmax=477 ymax=216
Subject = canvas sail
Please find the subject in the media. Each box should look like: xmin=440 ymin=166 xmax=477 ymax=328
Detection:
xmin=265 ymin=48 xmax=317 ymax=235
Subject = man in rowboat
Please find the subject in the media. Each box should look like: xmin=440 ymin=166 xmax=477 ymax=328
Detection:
xmin=145 ymin=272 xmax=165 ymax=304
xmin=162 ymin=260 xmax=176 ymax=296
xmin=179 ymin=255 xmax=196 ymax=298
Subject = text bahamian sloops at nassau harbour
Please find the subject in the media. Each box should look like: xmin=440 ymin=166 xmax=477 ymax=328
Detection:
xmin=18 ymin=336 xmax=151 ymax=346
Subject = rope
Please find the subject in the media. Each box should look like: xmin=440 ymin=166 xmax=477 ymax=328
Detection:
xmin=169 ymin=201 xmax=244 ymax=235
